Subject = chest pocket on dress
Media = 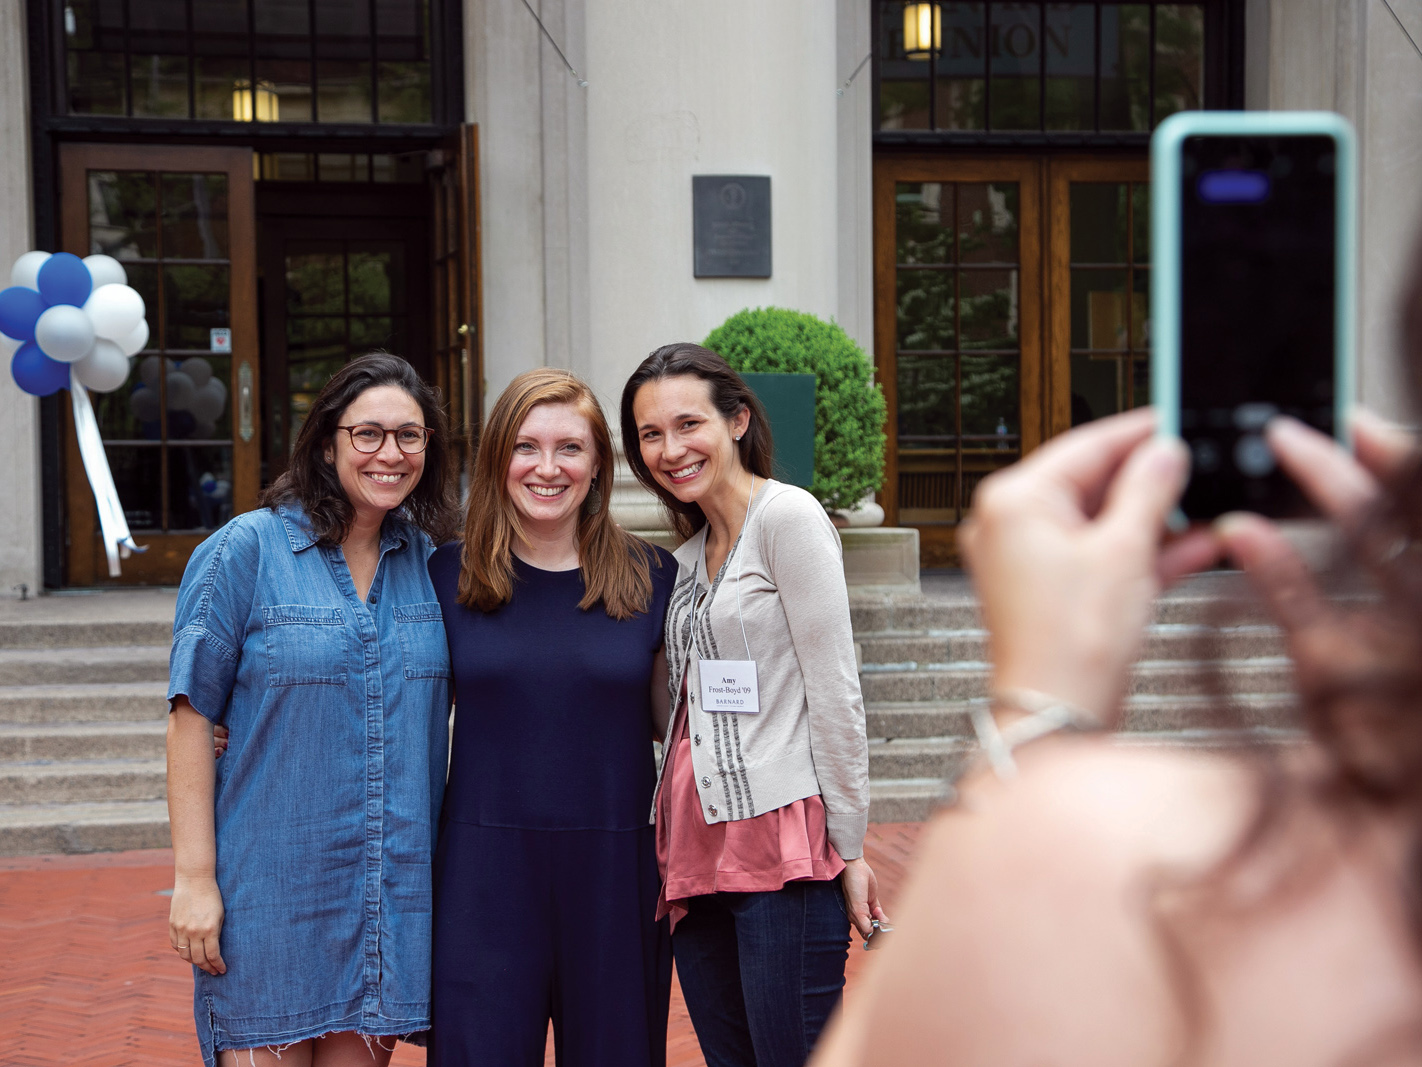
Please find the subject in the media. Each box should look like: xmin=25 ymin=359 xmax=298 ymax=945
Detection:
xmin=262 ymin=605 xmax=350 ymax=687
xmin=395 ymin=602 xmax=451 ymax=680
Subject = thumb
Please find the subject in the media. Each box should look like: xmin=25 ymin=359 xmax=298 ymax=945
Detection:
xmin=1099 ymin=435 xmax=1190 ymax=542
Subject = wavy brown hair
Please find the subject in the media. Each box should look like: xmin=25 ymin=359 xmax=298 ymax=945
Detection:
xmin=619 ymin=342 xmax=774 ymax=542
xmin=458 ymin=368 xmax=658 ymax=620
xmin=259 ymin=352 xmax=459 ymax=545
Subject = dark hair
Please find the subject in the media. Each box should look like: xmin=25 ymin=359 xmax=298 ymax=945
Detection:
xmin=620 ymin=342 xmax=774 ymax=541
xmin=459 ymin=368 xmax=657 ymax=620
xmin=259 ymin=352 xmax=459 ymax=545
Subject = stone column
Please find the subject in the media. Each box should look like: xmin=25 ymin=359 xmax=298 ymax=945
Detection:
xmin=0 ymin=0 xmax=41 ymax=597
xmin=1250 ymin=0 xmax=1422 ymax=423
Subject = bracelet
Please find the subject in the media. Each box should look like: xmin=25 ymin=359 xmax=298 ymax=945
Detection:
xmin=969 ymin=687 xmax=1103 ymax=781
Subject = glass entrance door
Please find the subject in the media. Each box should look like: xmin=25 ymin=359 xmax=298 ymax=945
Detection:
xmin=59 ymin=143 xmax=259 ymax=586
xmin=1047 ymin=158 xmax=1153 ymax=433
xmin=874 ymin=157 xmax=1043 ymax=567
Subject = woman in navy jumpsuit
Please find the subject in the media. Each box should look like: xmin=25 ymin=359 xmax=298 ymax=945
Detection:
xmin=427 ymin=369 xmax=674 ymax=1067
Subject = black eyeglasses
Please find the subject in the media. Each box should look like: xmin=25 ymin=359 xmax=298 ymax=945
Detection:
xmin=336 ymin=424 xmax=433 ymax=455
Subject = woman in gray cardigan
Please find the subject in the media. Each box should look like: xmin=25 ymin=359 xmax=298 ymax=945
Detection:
xmin=621 ymin=343 xmax=885 ymax=1067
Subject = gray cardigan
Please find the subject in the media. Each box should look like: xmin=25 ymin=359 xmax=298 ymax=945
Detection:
xmin=652 ymin=480 xmax=870 ymax=860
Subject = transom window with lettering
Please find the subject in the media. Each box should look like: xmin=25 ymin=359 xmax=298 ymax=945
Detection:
xmin=874 ymin=2 xmax=1234 ymax=138
xmin=60 ymin=0 xmax=442 ymax=124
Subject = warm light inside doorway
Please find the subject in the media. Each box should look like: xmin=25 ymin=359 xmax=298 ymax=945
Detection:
xmin=232 ymin=81 xmax=280 ymax=123
xmin=902 ymin=3 xmax=940 ymax=59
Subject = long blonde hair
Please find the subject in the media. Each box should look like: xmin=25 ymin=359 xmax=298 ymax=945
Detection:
xmin=458 ymin=368 xmax=657 ymax=619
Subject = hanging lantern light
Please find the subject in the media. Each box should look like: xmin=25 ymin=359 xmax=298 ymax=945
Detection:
xmin=902 ymin=3 xmax=941 ymax=60
xmin=232 ymin=80 xmax=280 ymax=122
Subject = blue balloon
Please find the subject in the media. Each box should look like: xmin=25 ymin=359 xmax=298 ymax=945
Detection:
xmin=36 ymin=252 xmax=92 ymax=308
xmin=0 ymin=286 xmax=46 ymax=341
xmin=11 ymin=341 xmax=70 ymax=397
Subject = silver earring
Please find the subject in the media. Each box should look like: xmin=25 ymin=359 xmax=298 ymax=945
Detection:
xmin=734 ymin=435 xmax=742 ymax=441
xmin=584 ymin=477 xmax=603 ymax=516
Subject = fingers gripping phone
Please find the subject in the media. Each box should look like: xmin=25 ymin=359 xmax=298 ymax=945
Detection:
xmin=1151 ymin=111 xmax=1357 ymax=520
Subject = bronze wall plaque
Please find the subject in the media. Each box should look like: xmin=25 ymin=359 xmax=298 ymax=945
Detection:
xmin=693 ymin=175 xmax=771 ymax=278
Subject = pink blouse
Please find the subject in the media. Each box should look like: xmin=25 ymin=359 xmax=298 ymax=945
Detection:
xmin=655 ymin=686 xmax=844 ymax=930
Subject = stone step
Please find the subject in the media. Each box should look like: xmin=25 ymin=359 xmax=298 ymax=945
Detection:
xmin=0 ymin=721 xmax=167 ymax=761
xmin=849 ymin=587 xmax=1365 ymax=636
xmin=865 ymin=726 xmax=1303 ymax=822
xmin=0 ymin=799 xmax=171 ymax=856
xmin=0 ymin=758 xmax=167 ymax=805
xmin=0 ymin=682 xmax=171 ymax=724
xmin=865 ymin=693 xmax=1298 ymax=739
xmin=868 ymin=778 xmax=952 ymax=824
xmin=0 ymin=619 xmax=172 ymax=650
xmin=858 ymin=624 xmax=1286 ymax=667
xmin=0 ymin=645 xmax=171 ymax=687
xmin=859 ymin=658 xmax=1296 ymax=704
xmin=869 ymin=737 xmax=974 ymax=781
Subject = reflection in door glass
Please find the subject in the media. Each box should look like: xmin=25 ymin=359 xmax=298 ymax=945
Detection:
xmin=86 ymin=169 xmax=235 ymax=534
xmin=1069 ymin=181 xmax=1151 ymax=425
xmin=894 ymin=180 xmax=1020 ymax=526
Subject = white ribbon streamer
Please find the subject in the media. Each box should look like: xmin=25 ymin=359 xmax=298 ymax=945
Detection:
xmin=69 ymin=376 xmax=146 ymax=577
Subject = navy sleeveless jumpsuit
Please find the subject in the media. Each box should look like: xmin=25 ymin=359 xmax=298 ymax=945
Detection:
xmin=427 ymin=545 xmax=675 ymax=1067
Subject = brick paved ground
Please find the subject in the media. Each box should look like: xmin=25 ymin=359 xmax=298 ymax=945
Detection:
xmin=0 ymin=823 xmax=925 ymax=1067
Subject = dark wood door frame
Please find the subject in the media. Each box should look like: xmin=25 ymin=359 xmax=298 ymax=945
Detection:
xmin=59 ymin=142 xmax=258 ymax=586
xmin=873 ymin=154 xmax=1045 ymax=567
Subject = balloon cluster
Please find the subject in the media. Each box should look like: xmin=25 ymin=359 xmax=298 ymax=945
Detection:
xmin=0 ymin=251 xmax=149 ymax=397
xmin=131 ymin=354 xmax=228 ymax=440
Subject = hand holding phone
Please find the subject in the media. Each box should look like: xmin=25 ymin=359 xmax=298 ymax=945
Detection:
xmin=1151 ymin=111 xmax=1357 ymax=521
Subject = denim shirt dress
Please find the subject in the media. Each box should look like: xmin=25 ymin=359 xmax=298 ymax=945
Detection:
xmin=167 ymin=502 xmax=451 ymax=1065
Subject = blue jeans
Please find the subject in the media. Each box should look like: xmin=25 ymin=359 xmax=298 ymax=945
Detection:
xmin=672 ymin=879 xmax=850 ymax=1067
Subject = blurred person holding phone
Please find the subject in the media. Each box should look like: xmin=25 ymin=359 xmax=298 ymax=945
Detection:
xmin=811 ymin=239 xmax=1422 ymax=1065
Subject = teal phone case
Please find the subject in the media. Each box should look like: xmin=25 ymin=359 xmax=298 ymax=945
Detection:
xmin=1150 ymin=111 xmax=1358 ymax=456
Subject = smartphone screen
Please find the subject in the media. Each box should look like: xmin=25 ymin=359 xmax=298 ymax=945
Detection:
xmin=1177 ymin=134 xmax=1338 ymax=520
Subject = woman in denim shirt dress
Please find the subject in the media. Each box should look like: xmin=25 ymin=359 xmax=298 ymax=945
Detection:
xmin=165 ymin=354 xmax=459 ymax=1067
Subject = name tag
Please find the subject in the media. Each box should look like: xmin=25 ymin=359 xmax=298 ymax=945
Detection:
xmin=698 ymin=659 xmax=760 ymax=714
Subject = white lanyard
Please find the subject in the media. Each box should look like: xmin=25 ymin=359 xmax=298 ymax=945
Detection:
xmin=685 ymin=476 xmax=760 ymax=714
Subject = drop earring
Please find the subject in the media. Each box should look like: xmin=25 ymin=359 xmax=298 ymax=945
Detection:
xmin=584 ymin=475 xmax=603 ymax=516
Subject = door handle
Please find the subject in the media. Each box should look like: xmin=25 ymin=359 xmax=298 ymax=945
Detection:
xmin=238 ymin=361 xmax=254 ymax=442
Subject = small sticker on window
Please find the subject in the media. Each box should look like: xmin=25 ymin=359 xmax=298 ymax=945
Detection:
xmin=210 ymin=328 xmax=232 ymax=353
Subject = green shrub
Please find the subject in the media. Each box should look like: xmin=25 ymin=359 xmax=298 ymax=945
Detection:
xmin=704 ymin=307 xmax=886 ymax=512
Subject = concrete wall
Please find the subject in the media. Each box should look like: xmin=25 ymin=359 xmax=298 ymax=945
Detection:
xmin=1250 ymin=0 xmax=1422 ymax=423
xmin=0 ymin=0 xmax=41 ymax=597
xmin=581 ymin=0 xmax=842 ymax=413
xmin=466 ymin=0 xmax=846 ymax=418
xmin=464 ymin=0 xmax=592 ymax=409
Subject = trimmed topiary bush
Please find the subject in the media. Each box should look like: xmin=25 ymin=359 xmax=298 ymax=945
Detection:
xmin=704 ymin=307 xmax=886 ymax=513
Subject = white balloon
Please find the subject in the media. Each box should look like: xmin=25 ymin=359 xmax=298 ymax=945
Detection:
xmin=10 ymin=250 xmax=51 ymax=290
xmin=166 ymin=370 xmax=196 ymax=412
xmin=34 ymin=304 xmax=97 ymax=363
xmin=189 ymin=379 xmax=226 ymax=422
xmin=117 ymin=318 xmax=149 ymax=357
xmin=82 ymin=254 xmax=128 ymax=289
xmin=192 ymin=417 xmax=218 ymax=440
xmin=71 ymin=339 xmax=130 ymax=392
xmin=179 ymin=357 xmax=213 ymax=389
xmin=138 ymin=354 xmax=175 ymax=390
xmin=205 ymin=377 xmax=227 ymax=404
xmin=130 ymin=385 xmax=161 ymax=423
xmin=84 ymin=284 xmax=146 ymax=342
